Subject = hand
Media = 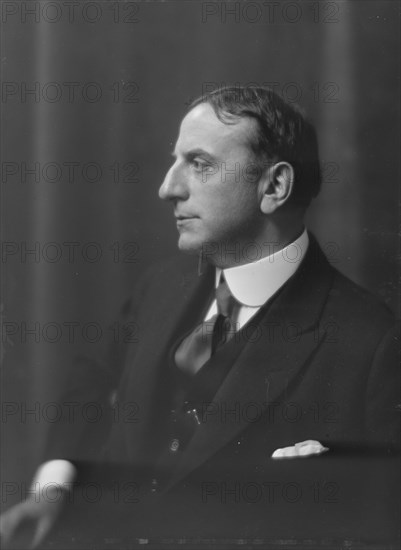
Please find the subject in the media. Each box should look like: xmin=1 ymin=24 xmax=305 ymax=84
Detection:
xmin=0 ymin=489 xmax=67 ymax=549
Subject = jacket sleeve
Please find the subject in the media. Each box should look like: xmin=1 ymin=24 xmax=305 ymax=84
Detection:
xmin=41 ymin=269 xmax=153 ymax=464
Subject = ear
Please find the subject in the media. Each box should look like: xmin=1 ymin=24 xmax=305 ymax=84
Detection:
xmin=259 ymin=161 xmax=294 ymax=214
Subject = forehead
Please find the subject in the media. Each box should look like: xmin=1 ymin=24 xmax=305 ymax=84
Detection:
xmin=175 ymin=103 xmax=258 ymax=156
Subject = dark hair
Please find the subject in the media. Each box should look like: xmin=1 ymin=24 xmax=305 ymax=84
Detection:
xmin=189 ymin=85 xmax=321 ymax=207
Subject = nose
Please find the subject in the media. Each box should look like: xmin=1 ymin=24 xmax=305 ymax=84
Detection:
xmin=159 ymin=161 xmax=189 ymax=201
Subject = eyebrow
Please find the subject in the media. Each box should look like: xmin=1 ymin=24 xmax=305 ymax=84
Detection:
xmin=171 ymin=148 xmax=217 ymax=163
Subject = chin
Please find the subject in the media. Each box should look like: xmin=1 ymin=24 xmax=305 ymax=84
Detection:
xmin=177 ymin=235 xmax=202 ymax=255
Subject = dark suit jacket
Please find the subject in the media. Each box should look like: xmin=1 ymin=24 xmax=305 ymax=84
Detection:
xmin=102 ymin=233 xmax=399 ymax=473
xmin=42 ymin=234 xmax=400 ymax=545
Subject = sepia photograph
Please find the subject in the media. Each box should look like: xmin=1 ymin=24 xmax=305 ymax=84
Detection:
xmin=1 ymin=1 xmax=400 ymax=549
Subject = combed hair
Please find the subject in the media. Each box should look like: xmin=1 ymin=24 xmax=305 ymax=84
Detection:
xmin=189 ymin=86 xmax=322 ymax=207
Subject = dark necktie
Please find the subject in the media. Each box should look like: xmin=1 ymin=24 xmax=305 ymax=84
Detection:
xmin=174 ymin=276 xmax=237 ymax=376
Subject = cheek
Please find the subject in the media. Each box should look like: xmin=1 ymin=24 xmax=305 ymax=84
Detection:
xmin=218 ymin=186 xmax=259 ymax=220
xmin=199 ymin=181 xmax=259 ymax=230
xmin=204 ymin=205 xmax=254 ymax=241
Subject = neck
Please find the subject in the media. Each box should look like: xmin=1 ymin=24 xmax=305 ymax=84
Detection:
xmin=202 ymin=222 xmax=305 ymax=269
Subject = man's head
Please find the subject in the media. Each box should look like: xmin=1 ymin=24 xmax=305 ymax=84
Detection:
xmin=159 ymin=86 xmax=321 ymax=266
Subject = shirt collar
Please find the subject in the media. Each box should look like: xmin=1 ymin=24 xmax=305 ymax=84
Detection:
xmin=215 ymin=229 xmax=309 ymax=307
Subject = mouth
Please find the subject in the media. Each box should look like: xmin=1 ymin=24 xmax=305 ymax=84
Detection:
xmin=175 ymin=215 xmax=198 ymax=229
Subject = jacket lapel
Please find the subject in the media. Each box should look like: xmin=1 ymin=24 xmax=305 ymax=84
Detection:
xmin=164 ymin=236 xmax=335 ymax=490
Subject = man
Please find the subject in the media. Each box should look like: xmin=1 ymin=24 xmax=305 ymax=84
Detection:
xmin=1 ymin=86 xmax=399 ymax=547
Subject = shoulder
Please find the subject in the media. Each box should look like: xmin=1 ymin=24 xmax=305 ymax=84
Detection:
xmin=328 ymin=267 xmax=395 ymax=329
xmin=306 ymin=233 xmax=396 ymax=340
xmin=314 ymin=263 xmax=396 ymax=360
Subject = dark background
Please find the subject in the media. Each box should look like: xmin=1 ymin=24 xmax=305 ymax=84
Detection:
xmin=1 ymin=0 xmax=399 ymax=507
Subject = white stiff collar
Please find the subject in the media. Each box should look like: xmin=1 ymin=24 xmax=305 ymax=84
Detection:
xmin=216 ymin=229 xmax=309 ymax=307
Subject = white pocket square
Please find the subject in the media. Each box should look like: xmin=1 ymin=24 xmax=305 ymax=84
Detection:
xmin=271 ymin=440 xmax=329 ymax=459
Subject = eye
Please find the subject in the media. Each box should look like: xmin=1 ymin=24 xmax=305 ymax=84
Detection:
xmin=191 ymin=158 xmax=216 ymax=174
xmin=191 ymin=158 xmax=205 ymax=171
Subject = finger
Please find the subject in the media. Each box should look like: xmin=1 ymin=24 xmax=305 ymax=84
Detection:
xmin=271 ymin=447 xmax=284 ymax=458
xmin=271 ymin=446 xmax=297 ymax=458
xmin=0 ymin=506 xmax=24 ymax=546
xmin=31 ymin=515 xmax=54 ymax=550
xmin=282 ymin=447 xmax=297 ymax=457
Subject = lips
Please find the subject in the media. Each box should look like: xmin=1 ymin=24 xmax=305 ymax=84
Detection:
xmin=175 ymin=214 xmax=198 ymax=220
xmin=175 ymin=215 xmax=198 ymax=229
